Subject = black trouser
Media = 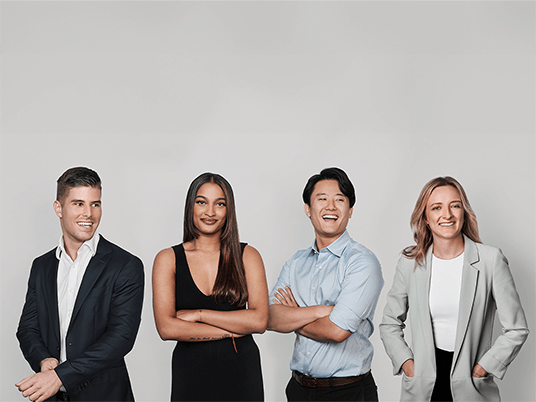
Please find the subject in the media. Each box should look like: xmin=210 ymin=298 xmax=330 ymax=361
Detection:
xmin=286 ymin=372 xmax=378 ymax=401
xmin=431 ymin=347 xmax=454 ymax=402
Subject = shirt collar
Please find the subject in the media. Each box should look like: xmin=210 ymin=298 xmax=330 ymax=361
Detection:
xmin=311 ymin=230 xmax=351 ymax=257
xmin=56 ymin=233 xmax=100 ymax=260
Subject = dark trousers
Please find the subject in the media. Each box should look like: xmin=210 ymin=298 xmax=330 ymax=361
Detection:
xmin=431 ymin=347 xmax=454 ymax=402
xmin=286 ymin=372 xmax=378 ymax=402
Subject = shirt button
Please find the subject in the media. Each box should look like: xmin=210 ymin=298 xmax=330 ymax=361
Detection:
xmin=312 ymin=287 xmax=315 ymax=290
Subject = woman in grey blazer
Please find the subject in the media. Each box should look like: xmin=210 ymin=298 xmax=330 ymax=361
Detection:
xmin=380 ymin=176 xmax=528 ymax=402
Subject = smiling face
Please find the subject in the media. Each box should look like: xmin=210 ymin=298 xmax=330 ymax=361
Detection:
xmin=54 ymin=185 xmax=102 ymax=256
xmin=193 ymin=182 xmax=227 ymax=237
xmin=425 ymin=185 xmax=465 ymax=243
xmin=304 ymin=179 xmax=353 ymax=249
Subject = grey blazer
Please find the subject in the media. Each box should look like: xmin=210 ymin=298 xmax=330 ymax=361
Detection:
xmin=380 ymin=237 xmax=528 ymax=401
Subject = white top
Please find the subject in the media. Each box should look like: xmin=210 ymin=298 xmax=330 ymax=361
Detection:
xmin=56 ymin=234 xmax=100 ymax=365
xmin=429 ymin=252 xmax=464 ymax=352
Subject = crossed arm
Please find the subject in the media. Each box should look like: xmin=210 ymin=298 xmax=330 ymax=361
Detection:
xmin=152 ymin=245 xmax=269 ymax=342
xmin=267 ymin=286 xmax=351 ymax=343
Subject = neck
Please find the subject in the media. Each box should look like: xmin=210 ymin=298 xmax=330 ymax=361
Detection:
xmin=432 ymin=235 xmax=464 ymax=260
xmin=190 ymin=234 xmax=221 ymax=253
xmin=63 ymin=237 xmax=83 ymax=261
xmin=315 ymin=232 xmax=344 ymax=251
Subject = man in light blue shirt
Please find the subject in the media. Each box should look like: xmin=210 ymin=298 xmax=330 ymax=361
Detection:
xmin=268 ymin=167 xmax=383 ymax=401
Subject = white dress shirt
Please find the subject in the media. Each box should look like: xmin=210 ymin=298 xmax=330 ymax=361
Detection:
xmin=56 ymin=233 xmax=100 ymax=365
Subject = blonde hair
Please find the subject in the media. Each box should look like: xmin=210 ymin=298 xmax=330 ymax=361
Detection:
xmin=403 ymin=176 xmax=481 ymax=267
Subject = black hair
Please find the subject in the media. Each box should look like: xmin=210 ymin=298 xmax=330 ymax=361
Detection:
xmin=302 ymin=167 xmax=355 ymax=207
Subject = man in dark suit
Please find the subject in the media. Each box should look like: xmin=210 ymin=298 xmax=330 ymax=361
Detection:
xmin=16 ymin=167 xmax=144 ymax=402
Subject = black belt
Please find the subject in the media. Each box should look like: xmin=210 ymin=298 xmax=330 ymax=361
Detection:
xmin=292 ymin=370 xmax=370 ymax=388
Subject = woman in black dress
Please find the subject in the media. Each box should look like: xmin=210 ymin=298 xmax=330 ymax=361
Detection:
xmin=153 ymin=173 xmax=268 ymax=401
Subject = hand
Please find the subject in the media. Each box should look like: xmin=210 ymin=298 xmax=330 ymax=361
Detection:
xmin=472 ymin=363 xmax=488 ymax=378
xmin=402 ymin=359 xmax=414 ymax=377
xmin=273 ymin=286 xmax=299 ymax=307
xmin=40 ymin=358 xmax=59 ymax=372
xmin=176 ymin=309 xmax=202 ymax=322
xmin=16 ymin=370 xmax=62 ymax=402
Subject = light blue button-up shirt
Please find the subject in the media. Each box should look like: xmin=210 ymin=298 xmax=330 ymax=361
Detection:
xmin=269 ymin=231 xmax=383 ymax=378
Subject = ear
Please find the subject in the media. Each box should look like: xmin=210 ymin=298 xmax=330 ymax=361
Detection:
xmin=304 ymin=203 xmax=311 ymax=218
xmin=53 ymin=200 xmax=63 ymax=219
xmin=348 ymin=207 xmax=354 ymax=219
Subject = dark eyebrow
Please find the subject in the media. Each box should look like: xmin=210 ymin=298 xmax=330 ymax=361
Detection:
xmin=195 ymin=195 xmax=226 ymax=201
xmin=70 ymin=199 xmax=101 ymax=204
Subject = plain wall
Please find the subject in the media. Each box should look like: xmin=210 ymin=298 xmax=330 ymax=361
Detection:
xmin=1 ymin=1 xmax=534 ymax=401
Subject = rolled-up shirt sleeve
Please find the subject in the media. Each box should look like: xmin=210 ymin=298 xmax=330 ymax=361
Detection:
xmin=329 ymin=252 xmax=384 ymax=333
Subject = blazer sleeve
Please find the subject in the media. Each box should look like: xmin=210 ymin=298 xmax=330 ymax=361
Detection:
xmin=478 ymin=249 xmax=529 ymax=379
xmin=380 ymin=256 xmax=414 ymax=375
xmin=54 ymin=255 xmax=144 ymax=392
xmin=17 ymin=259 xmax=57 ymax=373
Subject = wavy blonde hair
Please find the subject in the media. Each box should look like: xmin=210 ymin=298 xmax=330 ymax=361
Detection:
xmin=403 ymin=176 xmax=481 ymax=267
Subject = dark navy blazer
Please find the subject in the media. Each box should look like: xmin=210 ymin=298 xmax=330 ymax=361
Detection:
xmin=17 ymin=236 xmax=144 ymax=401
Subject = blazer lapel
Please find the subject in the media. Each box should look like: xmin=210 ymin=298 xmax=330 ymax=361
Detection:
xmin=452 ymin=236 xmax=480 ymax=370
xmin=69 ymin=237 xmax=112 ymax=328
xmin=415 ymin=247 xmax=436 ymax=370
xmin=44 ymin=251 xmax=61 ymax=343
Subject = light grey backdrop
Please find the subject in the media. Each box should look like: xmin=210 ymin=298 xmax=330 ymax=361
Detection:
xmin=1 ymin=1 xmax=534 ymax=401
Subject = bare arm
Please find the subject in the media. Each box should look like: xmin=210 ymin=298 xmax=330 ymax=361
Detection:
xmin=267 ymin=286 xmax=333 ymax=333
xmin=192 ymin=245 xmax=268 ymax=334
xmin=152 ymin=248 xmax=238 ymax=341
xmin=153 ymin=246 xmax=269 ymax=341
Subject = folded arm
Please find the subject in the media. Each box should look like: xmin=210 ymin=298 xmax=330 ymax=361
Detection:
xmin=153 ymin=246 xmax=269 ymax=341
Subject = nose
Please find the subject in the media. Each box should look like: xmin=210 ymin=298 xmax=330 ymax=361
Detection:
xmin=82 ymin=204 xmax=92 ymax=218
xmin=206 ymin=204 xmax=216 ymax=217
xmin=326 ymin=198 xmax=336 ymax=209
xmin=442 ymin=207 xmax=453 ymax=219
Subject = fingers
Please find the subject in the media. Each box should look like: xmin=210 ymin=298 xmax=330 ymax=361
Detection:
xmin=285 ymin=286 xmax=298 ymax=306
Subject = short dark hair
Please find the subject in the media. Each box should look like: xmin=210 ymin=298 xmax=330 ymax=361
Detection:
xmin=56 ymin=167 xmax=101 ymax=203
xmin=302 ymin=167 xmax=356 ymax=207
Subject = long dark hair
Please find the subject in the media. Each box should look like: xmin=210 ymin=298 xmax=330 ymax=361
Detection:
xmin=183 ymin=173 xmax=248 ymax=306
xmin=403 ymin=176 xmax=481 ymax=267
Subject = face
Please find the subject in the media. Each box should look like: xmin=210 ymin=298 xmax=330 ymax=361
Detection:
xmin=304 ymin=180 xmax=353 ymax=248
xmin=54 ymin=186 xmax=102 ymax=251
xmin=425 ymin=185 xmax=465 ymax=242
xmin=193 ymin=182 xmax=227 ymax=237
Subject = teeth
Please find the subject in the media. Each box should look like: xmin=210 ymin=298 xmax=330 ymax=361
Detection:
xmin=78 ymin=222 xmax=92 ymax=226
xmin=439 ymin=222 xmax=454 ymax=226
xmin=323 ymin=215 xmax=338 ymax=220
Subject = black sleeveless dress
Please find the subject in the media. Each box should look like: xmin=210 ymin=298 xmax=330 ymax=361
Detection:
xmin=171 ymin=243 xmax=264 ymax=401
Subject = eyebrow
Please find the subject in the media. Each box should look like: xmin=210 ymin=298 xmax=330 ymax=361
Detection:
xmin=70 ymin=199 xmax=101 ymax=204
xmin=315 ymin=192 xmax=346 ymax=197
xmin=195 ymin=195 xmax=226 ymax=201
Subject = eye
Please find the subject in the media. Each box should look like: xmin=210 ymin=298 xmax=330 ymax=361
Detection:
xmin=431 ymin=206 xmax=440 ymax=210
xmin=216 ymin=202 xmax=226 ymax=207
xmin=92 ymin=203 xmax=101 ymax=208
xmin=74 ymin=202 xmax=83 ymax=207
xmin=452 ymin=204 xmax=462 ymax=209
xmin=195 ymin=200 xmax=206 ymax=205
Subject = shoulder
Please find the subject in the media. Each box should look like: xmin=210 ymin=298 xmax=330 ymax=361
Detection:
xmin=471 ymin=241 xmax=508 ymax=268
xmin=242 ymin=244 xmax=263 ymax=265
xmin=33 ymin=247 xmax=57 ymax=264
xmin=98 ymin=236 xmax=143 ymax=269
xmin=153 ymin=247 xmax=176 ymax=269
xmin=343 ymin=238 xmax=381 ymax=270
